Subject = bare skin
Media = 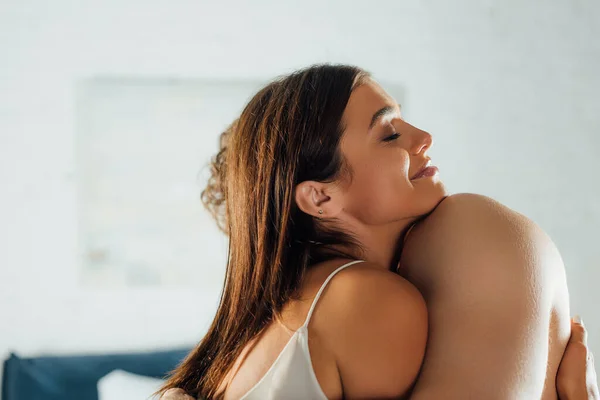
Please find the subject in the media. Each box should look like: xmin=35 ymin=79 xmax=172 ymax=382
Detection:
xmin=216 ymin=260 xmax=427 ymax=399
xmin=215 ymin=77 xmax=442 ymax=399
xmin=164 ymin=78 xmax=598 ymax=399
xmin=165 ymin=196 xmax=598 ymax=399
xmin=218 ymin=195 xmax=571 ymax=399
xmin=163 ymin=317 xmax=597 ymax=400
xmin=399 ymin=193 xmax=571 ymax=399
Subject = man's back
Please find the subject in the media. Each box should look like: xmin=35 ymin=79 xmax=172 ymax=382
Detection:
xmin=399 ymin=193 xmax=571 ymax=399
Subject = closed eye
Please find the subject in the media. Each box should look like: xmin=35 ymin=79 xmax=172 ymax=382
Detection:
xmin=383 ymin=133 xmax=401 ymax=142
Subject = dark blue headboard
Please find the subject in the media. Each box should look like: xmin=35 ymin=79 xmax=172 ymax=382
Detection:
xmin=2 ymin=348 xmax=192 ymax=400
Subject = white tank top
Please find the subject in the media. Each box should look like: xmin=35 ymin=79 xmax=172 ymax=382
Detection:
xmin=239 ymin=259 xmax=366 ymax=400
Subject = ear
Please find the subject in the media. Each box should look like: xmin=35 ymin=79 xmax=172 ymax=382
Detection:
xmin=295 ymin=180 xmax=342 ymax=219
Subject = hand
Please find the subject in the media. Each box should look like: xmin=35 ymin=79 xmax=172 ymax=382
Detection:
xmin=557 ymin=317 xmax=599 ymax=400
xmin=160 ymin=388 xmax=196 ymax=400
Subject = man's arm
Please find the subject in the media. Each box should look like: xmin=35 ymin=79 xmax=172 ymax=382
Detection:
xmin=401 ymin=193 xmax=569 ymax=399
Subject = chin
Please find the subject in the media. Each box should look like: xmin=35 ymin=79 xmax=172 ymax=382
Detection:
xmin=419 ymin=181 xmax=448 ymax=215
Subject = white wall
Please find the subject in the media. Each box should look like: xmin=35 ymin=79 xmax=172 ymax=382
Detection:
xmin=1 ymin=0 xmax=599 ymax=386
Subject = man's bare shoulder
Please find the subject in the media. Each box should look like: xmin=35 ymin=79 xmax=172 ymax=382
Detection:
xmin=398 ymin=197 xmax=569 ymax=399
xmin=419 ymin=193 xmax=534 ymax=235
xmin=401 ymin=193 xmax=562 ymax=287
xmin=405 ymin=193 xmax=543 ymax=254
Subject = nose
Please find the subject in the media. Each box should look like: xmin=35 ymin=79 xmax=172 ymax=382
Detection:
xmin=411 ymin=128 xmax=433 ymax=155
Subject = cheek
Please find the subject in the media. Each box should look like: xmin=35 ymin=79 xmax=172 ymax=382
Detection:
xmin=371 ymin=155 xmax=411 ymax=196
xmin=344 ymin=161 xmax=414 ymax=220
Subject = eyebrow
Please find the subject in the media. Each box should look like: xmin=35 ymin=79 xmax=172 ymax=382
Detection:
xmin=368 ymin=103 xmax=402 ymax=131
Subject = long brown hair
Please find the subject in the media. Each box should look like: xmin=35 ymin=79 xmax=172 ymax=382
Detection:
xmin=158 ymin=64 xmax=371 ymax=399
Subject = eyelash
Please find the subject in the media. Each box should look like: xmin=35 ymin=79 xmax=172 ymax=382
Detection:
xmin=383 ymin=133 xmax=401 ymax=142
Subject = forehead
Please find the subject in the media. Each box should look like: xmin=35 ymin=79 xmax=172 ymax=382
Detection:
xmin=342 ymin=79 xmax=398 ymax=132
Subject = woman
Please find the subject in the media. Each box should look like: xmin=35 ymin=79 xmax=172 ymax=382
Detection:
xmin=158 ymin=64 xmax=598 ymax=399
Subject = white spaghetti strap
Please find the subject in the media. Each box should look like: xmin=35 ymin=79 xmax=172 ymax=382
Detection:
xmin=301 ymin=259 xmax=365 ymax=328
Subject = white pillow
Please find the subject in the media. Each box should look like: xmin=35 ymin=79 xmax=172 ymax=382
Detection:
xmin=98 ymin=369 xmax=166 ymax=400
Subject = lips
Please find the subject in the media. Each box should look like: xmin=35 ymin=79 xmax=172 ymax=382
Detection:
xmin=410 ymin=159 xmax=432 ymax=180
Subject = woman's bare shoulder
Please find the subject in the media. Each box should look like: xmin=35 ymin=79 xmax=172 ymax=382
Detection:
xmin=315 ymin=261 xmax=428 ymax=397
xmin=312 ymin=260 xmax=426 ymax=320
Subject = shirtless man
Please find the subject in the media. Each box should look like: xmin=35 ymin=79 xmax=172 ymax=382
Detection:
xmin=162 ymin=192 xmax=598 ymax=399
xmin=160 ymin=70 xmax=597 ymax=399
xmin=399 ymin=193 xmax=580 ymax=399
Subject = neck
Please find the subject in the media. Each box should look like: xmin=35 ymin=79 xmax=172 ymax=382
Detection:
xmin=331 ymin=218 xmax=418 ymax=271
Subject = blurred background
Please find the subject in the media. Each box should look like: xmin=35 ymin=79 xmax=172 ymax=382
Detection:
xmin=1 ymin=0 xmax=599 ymax=398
